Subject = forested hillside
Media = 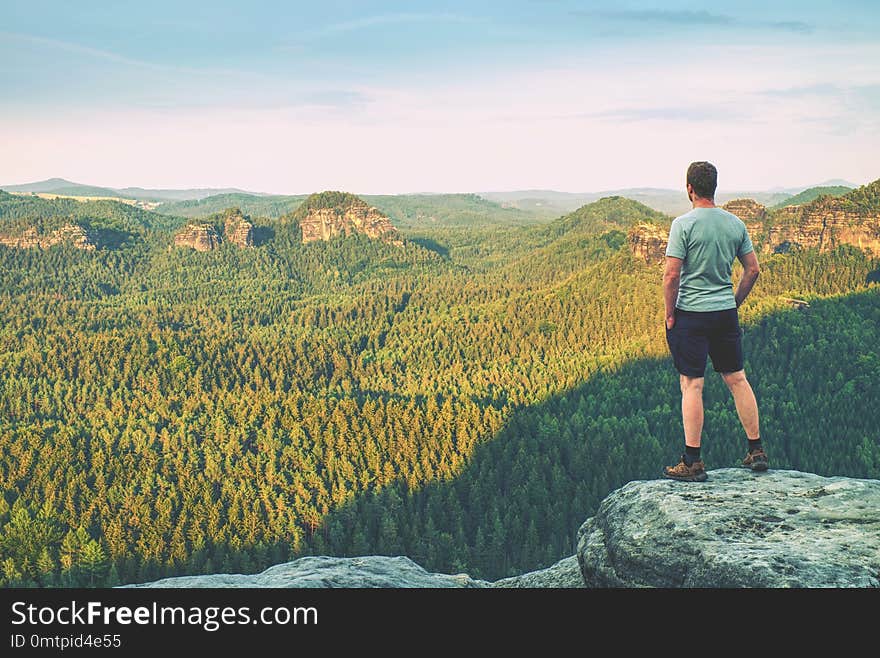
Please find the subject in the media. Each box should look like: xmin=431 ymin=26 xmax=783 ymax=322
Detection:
xmin=0 ymin=190 xmax=877 ymax=586
xmin=156 ymin=193 xmax=307 ymax=219
xmin=157 ymin=191 xmax=541 ymax=228
xmin=770 ymin=185 xmax=852 ymax=209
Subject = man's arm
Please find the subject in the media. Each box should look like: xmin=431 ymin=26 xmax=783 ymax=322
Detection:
xmin=663 ymin=256 xmax=683 ymax=329
xmin=735 ymin=251 xmax=760 ymax=308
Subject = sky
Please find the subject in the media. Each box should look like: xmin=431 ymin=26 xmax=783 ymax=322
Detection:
xmin=1 ymin=0 xmax=879 ymax=194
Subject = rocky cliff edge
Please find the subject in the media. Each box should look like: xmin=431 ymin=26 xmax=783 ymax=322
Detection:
xmin=124 ymin=469 xmax=879 ymax=588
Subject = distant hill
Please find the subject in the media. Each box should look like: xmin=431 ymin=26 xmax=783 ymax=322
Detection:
xmin=117 ymin=186 xmax=266 ymax=202
xmin=483 ymin=188 xmax=794 ymax=217
xmin=1 ymin=178 xmax=267 ymax=202
xmin=1 ymin=178 xmax=90 ymax=193
xmin=0 ymin=188 xmax=186 ymax=250
xmin=771 ymin=185 xmax=852 ymax=209
xmin=543 ymin=196 xmax=669 ymax=239
xmin=365 ymin=193 xmax=540 ymax=227
xmin=157 ymin=191 xmax=541 ymax=227
xmin=772 ymin=178 xmax=859 ymax=192
xmin=156 ymin=193 xmax=306 ymax=218
xmin=497 ymin=196 xmax=670 ymax=282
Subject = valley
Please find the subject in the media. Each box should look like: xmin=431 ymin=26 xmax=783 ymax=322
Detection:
xmin=0 ymin=181 xmax=878 ymax=585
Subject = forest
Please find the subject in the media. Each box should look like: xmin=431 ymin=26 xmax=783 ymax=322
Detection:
xmin=0 ymin=188 xmax=878 ymax=586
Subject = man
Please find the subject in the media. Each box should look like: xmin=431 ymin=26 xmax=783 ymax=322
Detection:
xmin=662 ymin=161 xmax=767 ymax=482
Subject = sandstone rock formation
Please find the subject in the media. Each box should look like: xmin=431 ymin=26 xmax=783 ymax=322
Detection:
xmin=722 ymin=198 xmax=767 ymax=223
xmin=0 ymin=223 xmax=96 ymax=250
xmin=765 ymin=196 xmax=880 ymax=256
xmin=222 ymin=208 xmax=254 ymax=248
xmin=577 ymin=468 xmax=880 ymax=587
xmin=122 ymin=555 xmax=489 ymax=588
xmin=173 ymin=223 xmax=222 ymax=251
xmin=295 ymin=192 xmax=403 ymax=246
xmin=628 ymin=187 xmax=880 ymax=261
xmin=628 ymin=223 xmax=668 ymax=264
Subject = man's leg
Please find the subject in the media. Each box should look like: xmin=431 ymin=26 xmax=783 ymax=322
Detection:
xmin=720 ymin=369 xmax=759 ymax=440
xmin=664 ymin=373 xmax=708 ymax=480
xmin=664 ymin=310 xmax=710 ymax=480
xmin=681 ymin=374 xmax=705 ymax=447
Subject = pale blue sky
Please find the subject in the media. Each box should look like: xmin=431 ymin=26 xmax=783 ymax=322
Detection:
xmin=1 ymin=1 xmax=878 ymax=192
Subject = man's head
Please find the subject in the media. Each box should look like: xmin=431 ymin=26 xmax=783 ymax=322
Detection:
xmin=686 ymin=161 xmax=717 ymax=202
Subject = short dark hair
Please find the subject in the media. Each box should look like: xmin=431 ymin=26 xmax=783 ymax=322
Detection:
xmin=687 ymin=161 xmax=717 ymax=200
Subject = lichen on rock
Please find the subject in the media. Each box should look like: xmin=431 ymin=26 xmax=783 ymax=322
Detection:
xmin=577 ymin=468 xmax=880 ymax=588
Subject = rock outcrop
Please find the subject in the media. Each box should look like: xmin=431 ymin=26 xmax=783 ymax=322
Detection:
xmin=577 ymin=468 xmax=880 ymax=588
xmin=764 ymin=196 xmax=880 ymax=256
xmin=173 ymin=223 xmax=222 ymax=251
xmin=628 ymin=223 xmax=668 ymax=264
xmin=722 ymin=198 xmax=767 ymax=223
xmin=627 ymin=183 xmax=880 ymax=261
xmin=126 ymin=469 xmax=879 ymax=589
xmin=0 ymin=223 xmax=96 ymax=250
xmin=222 ymin=208 xmax=254 ymax=248
xmin=294 ymin=191 xmax=403 ymax=246
xmin=492 ymin=555 xmax=585 ymax=588
xmin=122 ymin=556 xmax=489 ymax=588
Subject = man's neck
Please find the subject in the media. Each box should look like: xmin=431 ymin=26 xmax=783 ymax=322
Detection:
xmin=692 ymin=197 xmax=716 ymax=209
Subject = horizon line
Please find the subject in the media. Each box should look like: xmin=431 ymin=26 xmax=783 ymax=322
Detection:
xmin=0 ymin=176 xmax=870 ymax=198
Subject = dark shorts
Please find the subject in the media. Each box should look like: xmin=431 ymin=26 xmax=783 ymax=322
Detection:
xmin=666 ymin=307 xmax=744 ymax=377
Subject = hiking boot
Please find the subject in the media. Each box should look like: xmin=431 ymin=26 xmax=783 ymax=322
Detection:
xmin=663 ymin=455 xmax=708 ymax=482
xmin=741 ymin=448 xmax=769 ymax=471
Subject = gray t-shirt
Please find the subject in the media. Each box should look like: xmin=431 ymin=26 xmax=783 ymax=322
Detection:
xmin=665 ymin=207 xmax=754 ymax=312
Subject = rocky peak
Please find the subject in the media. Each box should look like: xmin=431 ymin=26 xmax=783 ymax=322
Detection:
xmin=722 ymin=198 xmax=767 ymax=223
xmin=0 ymin=222 xmax=96 ymax=250
xmin=221 ymin=208 xmax=254 ymax=248
xmin=293 ymin=191 xmax=403 ymax=246
xmin=763 ymin=182 xmax=880 ymax=256
xmin=173 ymin=223 xmax=222 ymax=251
xmin=628 ymin=222 xmax=668 ymax=264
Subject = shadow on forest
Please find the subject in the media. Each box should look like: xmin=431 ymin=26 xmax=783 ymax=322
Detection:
xmin=408 ymin=237 xmax=450 ymax=259
xmin=94 ymin=228 xmax=136 ymax=250
xmin=252 ymin=225 xmax=275 ymax=246
xmin=203 ymin=291 xmax=878 ymax=583
xmin=867 ymin=268 xmax=880 ymax=285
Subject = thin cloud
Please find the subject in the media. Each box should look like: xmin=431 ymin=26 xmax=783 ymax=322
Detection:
xmin=764 ymin=82 xmax=880 ymax=100
xmin=0 ymin=29 xmax=380 ymax=116
xmin=576 ymin=10 xmax=812 ymax=34
xmin=0 ymin=30 xmax=163 ymax=70
xmin=300 ymin=89 xmax=373 ymax=109
xmin=584 ymin=105 xmax=747 ymax=123
xmin=593 ymin=10 xmax=734 ymax=26
xmin=0 ymin=30 xmax=280 ymax=83
xmin=768 ymin=20 xmax=814 ymax=33
xmin=306 ymin=12 xmax=479 ymax=38
xmin=764 ymin=82 xmax=880 ymax=131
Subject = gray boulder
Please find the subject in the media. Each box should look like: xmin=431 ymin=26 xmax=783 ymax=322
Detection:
xmin=492 ymin=555 xmax=584 ymax=588
xmin=122 ymin=555 xmax=489 ymax=588
xmin=577 ymin=468 xmax=880 ymax=587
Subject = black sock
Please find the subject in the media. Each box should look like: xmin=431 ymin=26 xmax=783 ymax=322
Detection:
xmin=684 ymin=444 xmax=701 ymax=465
xmin=748 ymin=438 xmax=763 ymax=453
